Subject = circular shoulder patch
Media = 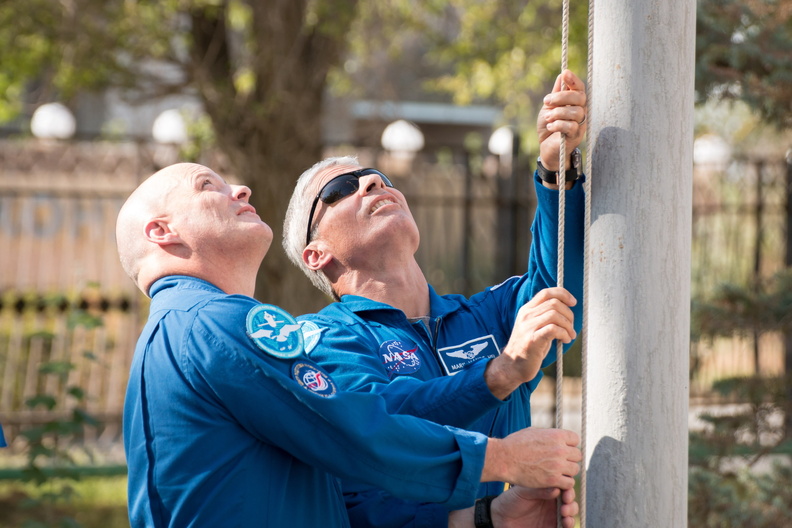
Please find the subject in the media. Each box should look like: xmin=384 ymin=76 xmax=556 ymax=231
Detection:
xmin=246 ymin=304 xmax=304 ymax=359
xmin=292 ymin=361 xmax=337 ymax=398
xmin=299 ymin=320 xmax=324 ymax=355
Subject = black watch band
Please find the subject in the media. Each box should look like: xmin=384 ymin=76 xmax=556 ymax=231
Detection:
xmin=474 ymin=495 xmax=497 ymax=528
xmin=536 ymin=147 xmax=582 ymax=185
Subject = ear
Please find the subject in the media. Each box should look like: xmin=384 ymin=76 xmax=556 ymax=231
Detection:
xmin=144 ymin=219 xmax=182 ymax=247
xmin=303 ymin=243 xmax=333 ymax=272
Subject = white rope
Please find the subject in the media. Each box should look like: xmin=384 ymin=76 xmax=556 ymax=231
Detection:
xmin=556 ymin=1 xmax=570 ymax=526
xmin=556 ymin=0 xmax=570 ymax=433
xmin=555 ymin=1 xmax=594 ymax=526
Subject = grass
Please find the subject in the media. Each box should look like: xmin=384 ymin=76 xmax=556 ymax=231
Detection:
xmin=0 ymin=476 xmax=128 ymax=528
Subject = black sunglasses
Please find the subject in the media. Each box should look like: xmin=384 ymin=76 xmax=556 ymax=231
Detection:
xmin=305 ymin=168 xmax=395 ymax=246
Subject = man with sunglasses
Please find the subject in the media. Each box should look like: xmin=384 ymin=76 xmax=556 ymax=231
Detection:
xmin=282 ymin=70 xmax=586 ymax=527
xmin=116 ymin=161 xmax=580 ymax=527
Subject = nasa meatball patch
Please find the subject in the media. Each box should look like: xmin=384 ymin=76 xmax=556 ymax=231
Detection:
xmin=379 ymin=339 xmax=422 ymax=377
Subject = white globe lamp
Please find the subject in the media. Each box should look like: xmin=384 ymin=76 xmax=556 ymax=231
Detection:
xmin=488 ymin=126 xmax=514 ymax=157
xmin=381 ymin=120 xmax=424 ymax=159
xmin=152 ymin=109 xmax=188 ymax=144
xmin=31 ymin=103 xmax=77 ymax=140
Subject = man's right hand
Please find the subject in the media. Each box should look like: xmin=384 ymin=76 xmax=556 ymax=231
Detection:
xmin=484 ymin=287 xmax=577 ymax=400
xmin=481 ymin=428 xmax=581 ymax=490
xmin=491 ymin=486 xmax=579 ymax=528
xmin=447 ymin=485 xmax=578 ymax=528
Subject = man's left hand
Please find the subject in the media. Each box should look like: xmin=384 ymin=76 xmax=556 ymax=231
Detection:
xmin=537 ymin=69 xmax=587 ymax=171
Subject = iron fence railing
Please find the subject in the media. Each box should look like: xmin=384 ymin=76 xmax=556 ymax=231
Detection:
xmin=690 ymin=156 xmax=791 ymax=394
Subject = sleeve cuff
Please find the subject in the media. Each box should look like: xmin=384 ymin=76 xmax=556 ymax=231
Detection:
xmin=442 ymin=429 xmax=488 ymax=510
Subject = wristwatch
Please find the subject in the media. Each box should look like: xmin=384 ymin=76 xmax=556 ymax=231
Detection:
xmin=536 ymin=147 xmax=582 ymax=185
xmin=474 ymin=495 xmax=497 ymax=528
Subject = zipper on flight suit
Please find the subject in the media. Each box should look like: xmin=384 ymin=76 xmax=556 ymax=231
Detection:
xmin=430 ymin=316 xmax=447 ymax=374
xmin=408 ymin=315 xmax=447 ymax=376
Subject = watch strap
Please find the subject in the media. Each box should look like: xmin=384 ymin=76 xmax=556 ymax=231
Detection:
xmin=474 ymin=495 xmax=497 ymax=528
xmin=536 ymin=148 xmax=582 ymax=185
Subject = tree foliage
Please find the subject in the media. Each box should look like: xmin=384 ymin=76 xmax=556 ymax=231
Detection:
xmin=688 ymin=373 xmax=792 ymax=526
xmin=689 ymin=463 xmax=792 ymax=527
xmin=0 ymin=0 xmax=588 ymax=311
xmin=2 ymin=0 xmax=789 ymax=311
xmin=696 ymin=0 xmax=792 ymax=128
xmin=341 ymin=0 xmax=587 ymax=149
xmin=691 ymin=268 xmax=792 ymax=340
xmin=1 ymin=0 xmax=360 ymax=312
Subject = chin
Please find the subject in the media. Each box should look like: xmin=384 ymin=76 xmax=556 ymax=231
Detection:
xmin=248 ymin=223 xmax=273 ymax=251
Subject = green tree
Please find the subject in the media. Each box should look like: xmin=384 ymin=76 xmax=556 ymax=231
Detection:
xmin=695 ymin=0 xmax=792 ymax=128
xmin=692 ymin=268 xmax=792 ymax=437
xmin=1 ymin=0 xmax=358 ymax=313
xmin=0 ymin=0 xmax=584 ymax=312
xmin=689 ymin=269 xmax=792 ymax=524
xmin=342 ymin=0 xmax=587 ymax=148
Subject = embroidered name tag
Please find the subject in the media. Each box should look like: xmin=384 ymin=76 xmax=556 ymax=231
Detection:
xmin=437 ymin=335 xmax=500 ymax=375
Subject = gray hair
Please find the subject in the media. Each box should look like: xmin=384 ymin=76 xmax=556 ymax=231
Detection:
xmin=283 ymin=155 xmax=360 ymax=300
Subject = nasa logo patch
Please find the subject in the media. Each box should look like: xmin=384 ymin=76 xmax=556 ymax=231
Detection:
xmin=379 ymin=339 xmax=421 ymax=377
xmin=292 ymin=361 xmax=337 ymax=397
xmin=246 ymin=304 xmax=304 ymax=359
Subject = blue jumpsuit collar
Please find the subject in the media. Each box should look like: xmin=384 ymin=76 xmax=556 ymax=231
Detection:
xmin=149 ymin=275 xmax=224 ymax=298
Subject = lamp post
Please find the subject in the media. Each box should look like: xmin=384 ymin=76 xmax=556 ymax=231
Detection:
xmin=786 ymin=149 xmax=792 ymax=438
xmin=30 ymin=103 xmax=76 ymax=140
xmin=151 ymin=108 xmax=190 ymax=168
xmin=488 ymin=126 xmax=521 ymax=278
xmin=380 ymin=119 xmax=424 ymax=176
xmin=152 ymin=109 xmax=188 ymax=145
xmin=693 ymin=133 xmax=731 ymax=172
xmin=487 ymin=126 xmax=514 ymax=159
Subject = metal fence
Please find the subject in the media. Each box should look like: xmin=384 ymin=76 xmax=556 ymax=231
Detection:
xmin=0 ymin=140 xmax=159 ymax=448
xmin=0 ymin=291 xmax=144 ymax=448
xmin=690 ymin=156 xmax=791 ymax=394
xmin=0 ymin=138 xmax=789 ymax=449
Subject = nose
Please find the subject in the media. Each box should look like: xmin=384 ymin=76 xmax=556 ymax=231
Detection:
xmin=232 ymin=184 xmax=251 ymax=201
xmin=359 ymin=173 xmax=387 ymax=195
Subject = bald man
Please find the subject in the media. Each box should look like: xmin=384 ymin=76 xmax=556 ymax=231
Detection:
xmin=116 ymin=163 xmax=580 ymax=528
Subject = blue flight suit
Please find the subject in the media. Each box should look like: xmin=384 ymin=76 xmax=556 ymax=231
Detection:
xmin=299 ymin=175 xmax=585 ymax=527
xmin=0 ymin=423 xmax=6 ymax=447
xmin=125 ymin=276 xmax=488 ymax=528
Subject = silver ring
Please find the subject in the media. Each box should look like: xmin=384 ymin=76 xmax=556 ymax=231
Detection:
xmin=578 ymin=114 xmax=587 ymax=125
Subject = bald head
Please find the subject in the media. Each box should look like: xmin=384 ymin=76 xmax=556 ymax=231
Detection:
xmin=116 ymin=163 xmax=272 ymax=296
xmin=116 ymin=165 xmax=182 ymax=290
